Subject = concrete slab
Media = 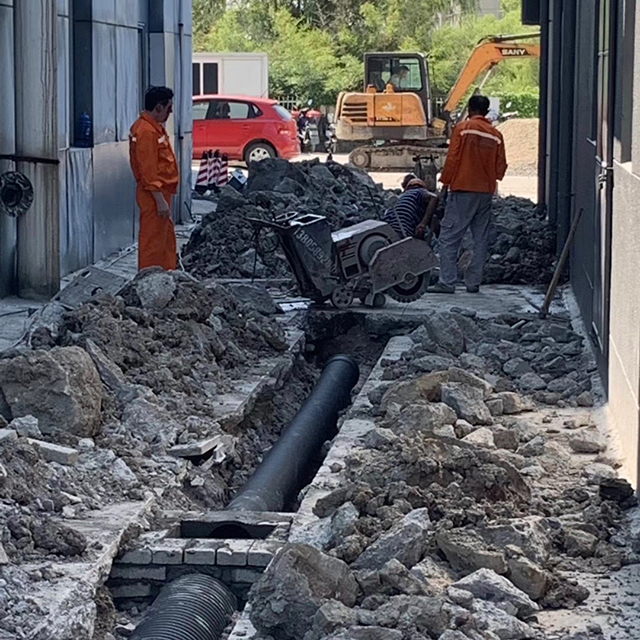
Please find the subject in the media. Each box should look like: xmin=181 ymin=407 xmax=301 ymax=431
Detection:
xmin=0 ymin=297 xmax=41 ymax=352
xmin=25 ymin=498 xmax=155 ymax=639
xmin=27 ymin=439 xmax=79 ymax=465
xmin=345 ymin=284 xmax=565 ymax=320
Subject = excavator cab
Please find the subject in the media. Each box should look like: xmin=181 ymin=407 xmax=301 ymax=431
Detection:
xmin=363 ymin=53 xmax=433 ymax=123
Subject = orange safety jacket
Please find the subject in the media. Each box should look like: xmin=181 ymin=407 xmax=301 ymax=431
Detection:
xmin=129 ymin=112 xmax=179 ymax=194
xmin=129 ymin=112 xmax=180 ymax=271
xmin=440 ymin=116 xmax=508 ymax=194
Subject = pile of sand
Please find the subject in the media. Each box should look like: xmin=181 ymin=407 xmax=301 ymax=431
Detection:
xmin=498 ymin=118 xmax=539 ymax=177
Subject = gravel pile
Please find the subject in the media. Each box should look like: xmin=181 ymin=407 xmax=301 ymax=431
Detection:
xmin=380 ymin=309 xmax=595 ymax=408
xmin=481 ymin=196 xmax=558 ymax=286
xmin=0 ymin=269 xmax=310 ymax=633
xmin=246 ymin=310 xmax=637 ymax=640
xmin=498 ymin=118 xmax=539 ymax=178
xmin=184 ymin=159 xmax=556 ymax=288
xmin=182 ymin=158 xmax=393 ymax=280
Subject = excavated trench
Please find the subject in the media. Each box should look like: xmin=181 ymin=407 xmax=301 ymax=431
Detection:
xmin=112 ymin=302 xmax=640 ymax=640
xmin=4 ymin=270 xmax=638 ymax=640
xmin=100 ymin=314 xmax=387 ymax=637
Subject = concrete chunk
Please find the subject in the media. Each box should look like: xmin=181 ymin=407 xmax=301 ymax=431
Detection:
xmin=217 ymin=540 xmax=251 ymax=566
xmin=169 ymin=435 xmax=224 ymax=458
xmin=110 ymin=565 xmax=167 ymax=581
xmin=0 ymin=429 xmax=17 ymax=444
xmin=27 ymin=438 xmax=78 ymax=465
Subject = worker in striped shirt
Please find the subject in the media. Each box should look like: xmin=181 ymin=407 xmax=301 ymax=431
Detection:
xmin=428 ymin=94 xmax=508 ymax=294
xmin=383 ymin=175 xmax=439 ymax=240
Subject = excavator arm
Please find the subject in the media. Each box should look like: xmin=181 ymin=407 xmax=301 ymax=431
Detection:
xmin=441 ymin=33 xmax=541 ymax=119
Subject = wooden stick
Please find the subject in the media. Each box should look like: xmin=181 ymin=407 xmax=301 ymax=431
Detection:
xmin=540 ymin=207 xmax=584 ymax=318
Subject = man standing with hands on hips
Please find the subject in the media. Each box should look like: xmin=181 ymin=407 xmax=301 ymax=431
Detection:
xmin=129 ymin=86 xmax=179 ymax=271
xmin=428 ymin=94 xmax=507 ymax=294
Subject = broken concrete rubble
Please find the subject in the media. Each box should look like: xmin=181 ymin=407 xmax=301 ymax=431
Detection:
xmin=249 ymin=544 xmax=359 ymax=639
xmin=0 ymin=346 xmax=103 ymax=437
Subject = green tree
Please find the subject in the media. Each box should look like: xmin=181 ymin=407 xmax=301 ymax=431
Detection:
xmin=200 ymin=7 xmax=362 ymax=105
xmin=429 ymin=0 xmax=539 ymax=98
xmin=193 ymin=0 xmax=505 ymax=106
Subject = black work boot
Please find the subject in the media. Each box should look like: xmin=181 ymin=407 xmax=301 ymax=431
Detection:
xmin=427 ymin=282 xmax=455 ymax=294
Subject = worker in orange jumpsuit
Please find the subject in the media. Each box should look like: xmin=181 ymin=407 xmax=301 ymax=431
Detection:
xmin=129 ymin=86 xmax=179 ymax=271
xmin=428 ymin=94 xmax=508 ymax=294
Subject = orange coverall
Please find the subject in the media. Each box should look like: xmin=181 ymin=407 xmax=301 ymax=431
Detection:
xmin=129 ymin=112 xmax=180 ymax=270
xmin=440 ymin=116 xmax=507 ymax=193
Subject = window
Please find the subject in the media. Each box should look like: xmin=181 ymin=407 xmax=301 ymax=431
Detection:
xmin=274 ymin=105 xmax=293 ymax=121
xmin=193 ymin=101 xmax=209 ymax=120
xmin=203 ymin=63 xmax=219 ymax=94
xmin=207 ymin=100 xmax=257 ymax=120
xmin=192 ymin=63 xmax=201 ymax=96
xmin=366 ymin=56 xmax=424 ymax=92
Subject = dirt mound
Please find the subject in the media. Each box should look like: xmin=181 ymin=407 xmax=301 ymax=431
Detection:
xmin=181 ymin=158 xmax=394 ymax=280
xmin=498 ymin=118 xmax=539 ymax=177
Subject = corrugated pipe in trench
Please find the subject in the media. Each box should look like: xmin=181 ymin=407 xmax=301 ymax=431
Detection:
xmin=227 ymin=354 xmax=360 ymax=512
xmin=130 ymin=354 xmax=359 ymax=639
xmin=129 ymin=574 xmax=237 ymax=640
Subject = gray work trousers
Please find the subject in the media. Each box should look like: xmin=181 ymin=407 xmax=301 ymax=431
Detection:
xmin=438 ymin=191 xmax=493 ymax=288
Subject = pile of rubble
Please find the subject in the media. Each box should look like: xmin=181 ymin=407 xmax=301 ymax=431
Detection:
xmin=381 ymin=310 xmax=596 ymax=408
xmin=0 ymin=270 xmax=313 ymax=637
xmin=244 ymin=311 xmax=636 ymax=640
xmin=182 ymin=158 xmax=392 ymax=280
xmin=184 ymin=158 xmax=557 ymax=288
xmin=479 ymin=196 xmax=558 ymax=286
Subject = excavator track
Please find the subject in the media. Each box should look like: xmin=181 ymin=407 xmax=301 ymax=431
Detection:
xmin=348 ymin=144 xmax=449 ymax=174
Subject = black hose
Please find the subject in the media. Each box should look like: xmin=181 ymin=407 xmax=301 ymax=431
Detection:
xmin=228 ymin=354 xmax=359 ymax=512
xmin=130 ymin=574 xmax=237 ymax=640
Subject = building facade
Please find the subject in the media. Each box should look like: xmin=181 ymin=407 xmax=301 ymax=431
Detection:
xmin=0 ymin=0 xmax=193 ymax=299
xmin=533 ymin=0 xmax=640 ymax=486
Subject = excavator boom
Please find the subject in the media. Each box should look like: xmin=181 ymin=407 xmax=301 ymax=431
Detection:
xmin=441 ymin=33 xmax=541 ymax=117
xmin=334 ymin=32 xmax=540 ymax=174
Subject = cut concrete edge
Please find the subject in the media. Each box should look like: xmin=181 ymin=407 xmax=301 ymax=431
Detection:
xmin=28 ymin=497 xmax=155 ymax=637
xmin=225 ymin=335 xmax=411 ymax=639
xmin=561 ymin=287 xmax=623 ymax=468
xmin=215 ymin=328 xmax=305 ymax=429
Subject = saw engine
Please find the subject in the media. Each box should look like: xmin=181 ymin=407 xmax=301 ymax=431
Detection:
xmin=249 ymin=212 xmax=437 ymax=308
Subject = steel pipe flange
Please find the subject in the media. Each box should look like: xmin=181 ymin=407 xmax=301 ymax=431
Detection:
xmin=0 ymin=172 xmax=34 ymax=217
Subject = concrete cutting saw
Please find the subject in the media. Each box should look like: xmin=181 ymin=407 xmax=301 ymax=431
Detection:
xmin=248 ymin=212 xmax=437 ymax=308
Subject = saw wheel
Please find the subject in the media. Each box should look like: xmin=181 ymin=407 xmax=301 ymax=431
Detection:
xmin=387 ymin=273 xmax=429 ymax=303
xmin=330 ymin=286 xmax=354 ymax=309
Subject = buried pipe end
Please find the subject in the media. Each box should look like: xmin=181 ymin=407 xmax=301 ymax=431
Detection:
xmin=130 ymin=574 xmax=237 ymax=640
xmin=324 ymin=354 xmax=360 ymax=386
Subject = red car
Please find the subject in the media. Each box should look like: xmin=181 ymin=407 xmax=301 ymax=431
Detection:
xmin=192 ymin=95 xmax=300 ymax=163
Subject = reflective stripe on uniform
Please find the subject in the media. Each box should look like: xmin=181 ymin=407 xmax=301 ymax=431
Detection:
xmin=460 ymin=129 xmax=503 ymax=144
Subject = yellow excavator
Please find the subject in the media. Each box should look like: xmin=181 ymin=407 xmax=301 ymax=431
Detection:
xmin=334 ymin=33 xmax=540 ymax=177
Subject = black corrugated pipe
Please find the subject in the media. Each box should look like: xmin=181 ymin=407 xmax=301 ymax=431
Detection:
xmin=130 ymin=574 xmax=237 ymax=640
xmin=228 ymin=354 xmax=360 ymax=512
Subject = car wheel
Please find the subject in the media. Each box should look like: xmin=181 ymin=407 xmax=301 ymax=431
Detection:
xmin=244 ymin=143 xmax=276 ymax=164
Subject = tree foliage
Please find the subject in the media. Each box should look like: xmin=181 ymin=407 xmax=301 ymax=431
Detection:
xmin=429 ymin=0 xmax=539 ymax=97
xmin=193 ymin=0 xmax=539 ymax=105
